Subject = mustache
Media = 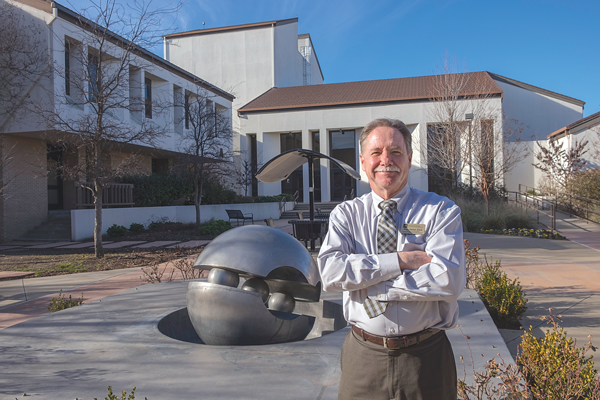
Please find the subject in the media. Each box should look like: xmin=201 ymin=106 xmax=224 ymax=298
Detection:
xmin=374 ymin=166 xmax=402 ymax=172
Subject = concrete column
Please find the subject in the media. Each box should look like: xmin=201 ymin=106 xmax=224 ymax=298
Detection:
xmin=302 ymin=129 xmax=310 ymax=203
xmin=320 ymin=128 xmax=330 ymax=202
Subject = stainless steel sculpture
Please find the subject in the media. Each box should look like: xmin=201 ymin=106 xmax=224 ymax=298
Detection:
xmin=187 ymin=225 xmax=322 ymax=345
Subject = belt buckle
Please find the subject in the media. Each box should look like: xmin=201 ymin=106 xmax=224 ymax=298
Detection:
xmin=382 ymin=337 xmax=388 ymax=348
xmin=403 ymin=335 xmax=408 ymax=348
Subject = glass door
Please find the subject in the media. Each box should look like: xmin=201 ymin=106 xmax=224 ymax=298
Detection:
xmin=329 ymin=129 xmax=356 ymax=201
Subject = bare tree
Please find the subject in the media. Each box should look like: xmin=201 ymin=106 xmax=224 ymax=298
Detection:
xmin=177 ymin=88 xmax=232 ymax=226
xmin=423 ymin=61 xmax=527 ymax=212
xmin=0 ymin=0 xmax=46 ymax=197
xmin=232 ymin=150 xmax=261 ymax=197
xmin=533 ymin=138 xmax=588 ymax=195
xmin=40 ymin=0 xmax=180 ymax=257
xmin=470 ymin=115 xmax=527 ymax=213
xmin=425 ymin=65 xmax=473 ymax=194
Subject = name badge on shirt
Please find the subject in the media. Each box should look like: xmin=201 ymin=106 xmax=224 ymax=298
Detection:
xmin=401 ymin=223 xmax=425 ymax=235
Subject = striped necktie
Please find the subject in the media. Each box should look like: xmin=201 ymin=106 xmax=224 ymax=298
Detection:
xmin=363 ymin=199 xmax=397 ymax=319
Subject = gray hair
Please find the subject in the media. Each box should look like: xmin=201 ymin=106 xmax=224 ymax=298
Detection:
xmin=359 ymin=118 xmax=412 ymax=155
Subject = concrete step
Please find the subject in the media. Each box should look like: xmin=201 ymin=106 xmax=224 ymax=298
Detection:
xmin=19 ymin=211 xmax=72 ymax=241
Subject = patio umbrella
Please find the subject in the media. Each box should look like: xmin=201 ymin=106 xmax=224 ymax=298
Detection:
xmin=256 ymin=149 xmax=361 ymax=220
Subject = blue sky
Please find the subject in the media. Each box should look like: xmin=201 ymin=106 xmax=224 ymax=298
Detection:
xmin=73 ymin=0 xmax=600 ymax=118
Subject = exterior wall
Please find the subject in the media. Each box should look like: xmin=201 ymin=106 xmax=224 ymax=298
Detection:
xmin=240 ymin=97 xmax=504 ymax=202
xmin=164 ymin=27 xmax=275 ymax=112
xmin=71 ymin=201 xmax=294 ymax=241
xmin=503 ymin=141 xmax=542 ymax=192
xmin=506 ymin=118 xmax=600 ymax=192
xmin=0 ymin=136 xmax=47 ymax=242
xmin=495 ymin=81 xmax=583 ymax=141
xmin=0 ymin=0 xmax=53 ymax=135
xmin=0 ymin=1 xmax=233 ymax=242
xmin=567 ymin=121 xmax=600 ymax=169
xmin=274 ymin=23 xmax=303 ymax=88
xmin=165 ymin=21 xmax=324 ymax=195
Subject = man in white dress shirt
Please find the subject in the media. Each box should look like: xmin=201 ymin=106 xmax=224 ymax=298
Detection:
xmin=318 ymin=118 xmax=465 ymax=400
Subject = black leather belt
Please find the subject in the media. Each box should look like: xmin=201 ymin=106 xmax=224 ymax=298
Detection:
xmin=352 ymin=325 xmax=441 ymax=349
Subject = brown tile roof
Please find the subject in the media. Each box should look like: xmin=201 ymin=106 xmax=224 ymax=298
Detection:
xmin=163 ymin=18 xmax=298 ymax=39
xmin=238 ymin=72 xmax=503 ymax=114
xmin=547 ymin=110 xmax=600 ymax=139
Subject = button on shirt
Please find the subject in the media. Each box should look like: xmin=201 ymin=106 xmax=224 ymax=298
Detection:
xmin=317 ymin=185 xmax=466 ymax=337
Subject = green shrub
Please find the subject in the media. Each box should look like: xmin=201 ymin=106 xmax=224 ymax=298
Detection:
xmin=117 ymin=173 xmax=194 ymax=207
xmin=118 ymin=173 xmax=292 ymax=207
xmin=107 ymin=224 xmax=128 ymax=237
xmin=519 ymin=312 xmax=598 ymax=400
xmin=48 ymin=290 xmax=84 ymax=313
xmin=198 ymin=219 xmax=232 ymax=235
xmin=476 ymin=258 xmax=527 ymax=329
xmin=129 ymin=222 xmax=145 ymax=233
xmin=458 ymin=313 xmax=600 ymax=399
xmin=148 ymin=221 xmax=164 ymax=230
xmin=94 ymin=386 xmax=146 ymax=400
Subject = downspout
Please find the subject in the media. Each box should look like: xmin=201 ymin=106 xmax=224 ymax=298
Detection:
xmin=271 ymin=23 xmax=276 ymax=87
xmin=0 ymin=2 xmax=57 ymax=131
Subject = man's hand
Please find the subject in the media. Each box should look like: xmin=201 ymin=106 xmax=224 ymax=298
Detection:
xmin=397 ymin=250 xmax=432 ymax=271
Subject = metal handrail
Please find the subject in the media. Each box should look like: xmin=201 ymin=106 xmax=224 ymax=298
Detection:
xmin=517 ymin=184 xmax=600 ymax=225
xmin=507 ymin=190 xmax=556 ymax=231
xmin=292 ymin=190 xmax=300 ymax=206
xmin=278 ymin=197 xmax=286 ymax=216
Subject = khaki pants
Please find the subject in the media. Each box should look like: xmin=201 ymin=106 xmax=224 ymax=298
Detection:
xmin=338 ymin=328 xmax=457 ymax=400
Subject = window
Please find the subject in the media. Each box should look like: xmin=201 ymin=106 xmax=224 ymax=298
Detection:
xmin=280 ymin=132 xmax=303 ymax=199
xmin=311 ymin=131 xmax=321 ymax=201
xmin=249 ymin=134 xmax=258 ymax=196
xmin=184 ymin=93 xmax=190 ymax=129
xmin=329 ymin=129 xmax=356 ymax=200
xmin=144 ymin=77 xmax=152 ymax=119
xmin=87 ymin=54 xmax=99 ymax=101
xmin=481 ymin=120 xmax=494 ymax=187
xmin=64 ymin=42 xmax=70 ymax=96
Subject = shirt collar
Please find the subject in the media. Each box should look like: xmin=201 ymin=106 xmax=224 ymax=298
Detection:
xmin=371 ymin=185 xmax=410 ymax=215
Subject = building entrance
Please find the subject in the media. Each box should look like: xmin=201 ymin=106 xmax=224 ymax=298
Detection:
xmin=329 ymin=129 xmax=356 ymax=201
xmin=47 ymin=146 xmax=64 ymax=210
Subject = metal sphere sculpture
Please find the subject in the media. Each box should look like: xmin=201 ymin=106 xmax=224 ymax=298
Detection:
xmin=187 ymin=225 xmax=321 ymax=345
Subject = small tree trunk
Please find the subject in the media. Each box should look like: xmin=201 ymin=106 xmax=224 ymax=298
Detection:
xmin=484 ymin=192 xmax=490 ymax=215
xmin=194 ymin=174 xmax=200 ymax=226
xmin=94 ymin=182 xmax=104 ymax=258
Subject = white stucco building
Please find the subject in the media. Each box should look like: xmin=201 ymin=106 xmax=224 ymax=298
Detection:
xmin=164 ymin=19 xmax=585 ymax=203
xmin=0 ymin=0 xmax=233 ymax=242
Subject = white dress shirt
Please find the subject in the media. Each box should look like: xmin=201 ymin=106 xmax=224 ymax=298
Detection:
xmin=317 ymin=185 xmax=466 ymax=337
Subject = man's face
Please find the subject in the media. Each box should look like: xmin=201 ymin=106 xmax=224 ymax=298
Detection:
xmin=359 ymin=126 xmax=412 ymax=199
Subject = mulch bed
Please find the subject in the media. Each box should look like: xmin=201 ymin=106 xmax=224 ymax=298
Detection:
xmin=0 ymin=224 xmax=212 ymax=278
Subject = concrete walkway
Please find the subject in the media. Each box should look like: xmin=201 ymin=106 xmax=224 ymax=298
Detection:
xmin=465 ymin=210 xmax=600 ymax=360
xmin=1 ymin=213 xmax=599 ymax=397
